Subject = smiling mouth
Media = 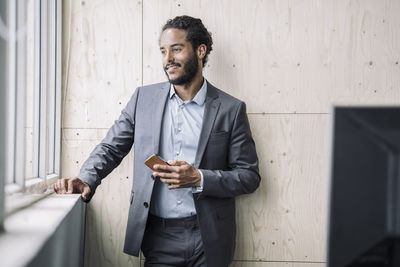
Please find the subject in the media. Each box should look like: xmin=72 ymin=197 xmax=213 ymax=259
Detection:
xmin=165 ymin=64 xmax=180 ymax=71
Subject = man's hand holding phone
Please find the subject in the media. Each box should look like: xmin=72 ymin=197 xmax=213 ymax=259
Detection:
xmin=145 ymin=155 xmax=201 ymax=189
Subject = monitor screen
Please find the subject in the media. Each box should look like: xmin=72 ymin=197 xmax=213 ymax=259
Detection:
xmin=328 ymin=107 xmax=400 ymax=267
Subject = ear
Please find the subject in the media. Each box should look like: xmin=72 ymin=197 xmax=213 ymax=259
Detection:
xmin=196 ymin=44 xmax=207 ymax=61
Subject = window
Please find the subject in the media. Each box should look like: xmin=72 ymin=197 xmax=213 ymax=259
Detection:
xmin=0 ymin=0 xmax=6 ymax=231
xmin=1 ymin=0 xmax=62 ymax=223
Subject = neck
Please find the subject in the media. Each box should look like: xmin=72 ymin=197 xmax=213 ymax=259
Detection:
xmin=173 ymin=71 xmax=204 ymax=101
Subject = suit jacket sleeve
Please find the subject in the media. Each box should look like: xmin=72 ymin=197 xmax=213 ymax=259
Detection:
xmin=77 ymin=88 xmax=139 ymax=201
xmin=199 ymin=101 xmax=261 ymax=198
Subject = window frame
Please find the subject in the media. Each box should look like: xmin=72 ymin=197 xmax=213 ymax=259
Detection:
xmin=0 ymin=0 xmax=8 ymax=231
xmin=3 ymin=0 xmax=62 ymax=204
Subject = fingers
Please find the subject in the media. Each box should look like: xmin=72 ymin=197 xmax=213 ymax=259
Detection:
xmin=67 ymin=178 xmax=74 ymax=193
xmin=153 ymin=160 xmax=188 ymax=171
xmin=62 ymin=178 xmax=69 ymax=193
xmin=167 ymin=183 xmax=181 ymax=189
xmin=81 ymin=185 xmax=91 ymax=201
xmin=159 ymin=178 xmax=182 ymax=189
xmin=54 ymin=179 xmax=65 ymax=194
xmin=54 ymin=177 xmax=87 ymax=195
xmin=160 ymin=177 xmax=179 ymax=184
xmin=153 ymin=171 xmax=179 ymax=179
xmin=54 ymin=178 xmax=67 ymax=194
xmin=153 ymin=164 xmax=179 ymax=173
xmin=167 ymin=160 xmax=186 ymax=166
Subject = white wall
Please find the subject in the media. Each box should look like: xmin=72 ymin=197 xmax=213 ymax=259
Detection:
xmin=61 ymin=0 xmax=400 ymax=266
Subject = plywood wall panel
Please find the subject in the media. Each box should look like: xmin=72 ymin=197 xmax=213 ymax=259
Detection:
xmin=62 ymin=0 xmax=142 ymax=129
xmin=231 ymin=262 xmax=325 ymax=267
xmin=61 ymin=129 xmax=139 ymax=267
xmin=141 ymin=260 xmax=325 ymax=267
xmin=142 ymin=0 xmax=400 ymax=113
xmin=61 ymin=0 xmax=400 ymax=266
xmin=235 ymin=115 xmax=329 ymax=262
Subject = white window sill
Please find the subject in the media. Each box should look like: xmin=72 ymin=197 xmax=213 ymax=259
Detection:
xmin=0 ymin=194 xmax=84 ymax=267
xmin=5 ymin=174 xmax=59 ymax=216
xmin=5 ymin=174 xmax=59 ymax=195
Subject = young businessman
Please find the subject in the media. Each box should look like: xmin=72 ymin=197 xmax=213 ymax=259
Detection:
xmin=55 ymin=16 xmax=260 ymax=267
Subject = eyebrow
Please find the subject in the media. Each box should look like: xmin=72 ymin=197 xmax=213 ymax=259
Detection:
xmin=159 ymin=43 xmax=184 ymax=50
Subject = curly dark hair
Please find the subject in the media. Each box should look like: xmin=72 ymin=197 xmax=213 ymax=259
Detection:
xmin=162 ymin=15 xmax=213 ymax=67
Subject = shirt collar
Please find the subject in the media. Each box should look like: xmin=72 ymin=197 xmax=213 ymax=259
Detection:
xmin=169 ymin=78 xmax=207 ymax=105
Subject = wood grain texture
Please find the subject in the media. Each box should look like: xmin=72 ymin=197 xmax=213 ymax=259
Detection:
xmin=62 ymin=0 xmax=142 ymax=129
xmin=230 ymin=262 xmax=325 ymax=267
xmin=61 ymin=1 xmax=143 ymax=265
xmin=61 ymin=128 xmax=139 ymax=267
xmin=234 ymin=114 xmax=330 ymax=262
xmin=61 ymin=0 xmax=400 ymax=265
xmin=139 ymin=260 xmax=323 ymax=267
xmin=140 ymin=260 xmax=325 ymax=267
xmin=142 ymin=0 xmax=400 ymax=113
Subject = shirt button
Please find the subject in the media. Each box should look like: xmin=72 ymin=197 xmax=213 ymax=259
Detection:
xmin=178 ymin=128 xmax=182 ymax=132
xmin=176 ymin=151 xmax=179 ymax=155
xmin=143 ymin=202 xmax=149 ymax=208
xmin=177 ymin=200 xmax=182 ymax=205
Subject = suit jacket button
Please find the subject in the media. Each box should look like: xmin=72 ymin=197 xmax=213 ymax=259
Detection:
xmin=143 ymin=202 xmax=149 ymax=208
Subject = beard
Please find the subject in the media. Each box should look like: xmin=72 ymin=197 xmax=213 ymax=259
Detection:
xmin=164 ymin=53 xmax=199 ymax=85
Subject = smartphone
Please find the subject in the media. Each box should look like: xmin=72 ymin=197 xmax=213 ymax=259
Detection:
xmin=144 ymin=154 xmax=169 ymax=171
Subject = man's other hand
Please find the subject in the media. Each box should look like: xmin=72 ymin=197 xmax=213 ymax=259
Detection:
xmin=54 ymin=177 xmax=91 ymax=201
xmin=153 ymin=160 xmax=201 ymax=189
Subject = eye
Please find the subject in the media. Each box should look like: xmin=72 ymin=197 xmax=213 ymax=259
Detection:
xmin=160 ymin=50 xmax=166 ymax=55
xmin=173 ymin=48 xmax=182 ymax=52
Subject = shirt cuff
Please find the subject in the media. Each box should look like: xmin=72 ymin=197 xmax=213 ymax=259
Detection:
xmin=192 ymin=170 xmax=204 ymax=193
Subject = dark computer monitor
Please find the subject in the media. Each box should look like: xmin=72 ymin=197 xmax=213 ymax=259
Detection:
xmin=328 ymin=107 xmax=400 ymax=267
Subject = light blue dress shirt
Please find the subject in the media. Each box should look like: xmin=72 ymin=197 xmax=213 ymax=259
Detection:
xmin=150 ymin=79 xmax=207 ymax=218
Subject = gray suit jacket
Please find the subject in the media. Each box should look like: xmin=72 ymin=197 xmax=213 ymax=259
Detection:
xmin=78 ymin=81 xmax=260 ymax=267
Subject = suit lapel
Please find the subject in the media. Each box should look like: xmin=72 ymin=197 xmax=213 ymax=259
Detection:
xmin=194 ymin=81 xmax=220 ymax=168
xmin=152 ymin=82 xmax=170 ymax=154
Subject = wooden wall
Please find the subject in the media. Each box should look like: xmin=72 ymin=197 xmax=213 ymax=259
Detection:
xmin=61 ymin=0 xmax=400 ymax=266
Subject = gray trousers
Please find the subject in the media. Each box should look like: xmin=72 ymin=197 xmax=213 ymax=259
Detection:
xmin=141 ymin=214 xmax=207 ymax=267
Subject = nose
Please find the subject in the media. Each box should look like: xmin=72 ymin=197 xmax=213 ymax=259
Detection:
xmin=166 ymin=50 xmax=174 ymax=63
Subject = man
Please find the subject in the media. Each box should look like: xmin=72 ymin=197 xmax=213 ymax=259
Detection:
xmin=55 ymin=16 xmax=260 ymax=267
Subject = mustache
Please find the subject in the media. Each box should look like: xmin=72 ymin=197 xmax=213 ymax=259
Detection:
xmin=164 ymin=62 xmax=181 ymax=70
